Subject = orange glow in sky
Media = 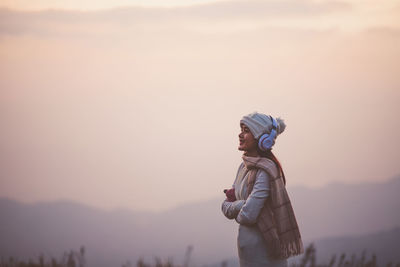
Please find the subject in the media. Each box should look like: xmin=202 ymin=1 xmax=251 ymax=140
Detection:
xmin=0 ymin=0 xmax=399 ymax=211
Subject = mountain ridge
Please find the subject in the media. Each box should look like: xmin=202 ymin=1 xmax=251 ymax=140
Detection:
xmin=1 ymin=175 xmax=399 ymax=266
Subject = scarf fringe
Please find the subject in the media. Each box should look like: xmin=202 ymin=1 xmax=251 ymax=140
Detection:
xmin=269 ymin=237 xmax=304 ymax=259
xmin=280 ymin=239 xmax=304 ymax=259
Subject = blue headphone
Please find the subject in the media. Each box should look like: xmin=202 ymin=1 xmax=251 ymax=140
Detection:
xmin=258 ymin=116 xmax=278 ymax=151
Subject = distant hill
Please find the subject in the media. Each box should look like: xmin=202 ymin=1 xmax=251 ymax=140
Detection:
xmin=313 ymin=226 xmax=400 ymax=266
xmin=0 ymin=175 xmax=399 ymax=266
xmin=288 ymin=175 xmax=400 ymax=241
xmin=215 ymin=227 xmax=400 ymax=267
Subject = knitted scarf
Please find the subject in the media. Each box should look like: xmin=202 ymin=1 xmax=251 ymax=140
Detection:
xmin=243 ymin=155 xmax=304 ymax=259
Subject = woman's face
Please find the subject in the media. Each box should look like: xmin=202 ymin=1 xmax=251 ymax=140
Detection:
xmin=238 ymin=123 xmax=258 ymax=153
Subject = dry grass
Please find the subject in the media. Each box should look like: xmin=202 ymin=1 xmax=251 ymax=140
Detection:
xmin=1 ymin=244 xmax=399 ymax=267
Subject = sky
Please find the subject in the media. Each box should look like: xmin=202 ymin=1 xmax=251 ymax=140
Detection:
xmin=0 ymin=0 xmax=400 ymax=212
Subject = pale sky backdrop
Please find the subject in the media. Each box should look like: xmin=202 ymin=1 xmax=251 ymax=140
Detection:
xmin=1 ymin=0 xmax=399 ymax=212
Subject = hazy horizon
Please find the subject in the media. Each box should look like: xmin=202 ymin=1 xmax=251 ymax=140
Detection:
xmin=1 ymin=172 xmax=399 ymax=213
xmin=1 ymin=0 xmax=400 ymax=212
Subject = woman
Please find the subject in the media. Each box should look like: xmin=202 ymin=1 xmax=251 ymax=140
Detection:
xmin=222 ymin=112 xmax=303 ymax=267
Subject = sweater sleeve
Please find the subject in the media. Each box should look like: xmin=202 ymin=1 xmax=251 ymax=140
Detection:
xmin=221 ymin=199 xmax=246 ymax=219
xmin=235 ymin=169 xmax=270 ymax=225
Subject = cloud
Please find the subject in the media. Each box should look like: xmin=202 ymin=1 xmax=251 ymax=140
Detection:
xmin=0 ymin=0 xmax=351 ymax=36
xmin=176 ymin=0 xmax=351 ymax=18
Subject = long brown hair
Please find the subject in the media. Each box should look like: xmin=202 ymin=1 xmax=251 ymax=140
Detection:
xmin=258 ymin=148 xmax=286 ymax=186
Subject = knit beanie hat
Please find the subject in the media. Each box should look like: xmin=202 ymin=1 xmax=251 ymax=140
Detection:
xmin=240 ymin=112 xmax=286 ymax=140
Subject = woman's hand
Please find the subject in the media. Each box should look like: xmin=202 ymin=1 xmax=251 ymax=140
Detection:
xmin=224 ymin=188 xmax=236 ymax=202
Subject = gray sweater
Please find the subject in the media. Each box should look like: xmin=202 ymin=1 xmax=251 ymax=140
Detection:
xmin=222 ymin=163 xmax=288 ymax=267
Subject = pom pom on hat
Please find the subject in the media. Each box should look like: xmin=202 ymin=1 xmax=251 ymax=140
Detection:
xmin=276 ymin=117 xmax=286 ymax=135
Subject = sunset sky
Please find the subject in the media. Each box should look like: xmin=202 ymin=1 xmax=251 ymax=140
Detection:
xmin=1 ymin=0 xmax=399 ymax=212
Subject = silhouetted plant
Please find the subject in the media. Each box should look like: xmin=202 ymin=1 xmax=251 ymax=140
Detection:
xmin=183 ymin=245 xmax=193 ymax=267
xmin=299 ymin=243 xmax=317 ymax=267
xmin=0 ymin=246 xmax=85 ymax=267
xmin=1 ymin=244 xmax=399 ymax=267
xmin=291 ymin=244 xmax=398 ymax=267
xmin=338 ymin=253 xmax=347 ymax=267
xmin=328 ymin=254 xmax=337 ymax=267
xmin=135 ymin=257 xmax=174 ymax=267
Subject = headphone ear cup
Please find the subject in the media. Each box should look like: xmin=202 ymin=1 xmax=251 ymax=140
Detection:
xmin=258 ymin=133 xmax=274 ymax=151
xmin=258 ymin=121 xmax=278 ymax=151
xmin=258 ymin=116 xmax=279 ymax=151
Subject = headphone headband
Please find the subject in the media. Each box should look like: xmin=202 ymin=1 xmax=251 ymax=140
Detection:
xmin=270 ymin=116 xmax=277 ymax=130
